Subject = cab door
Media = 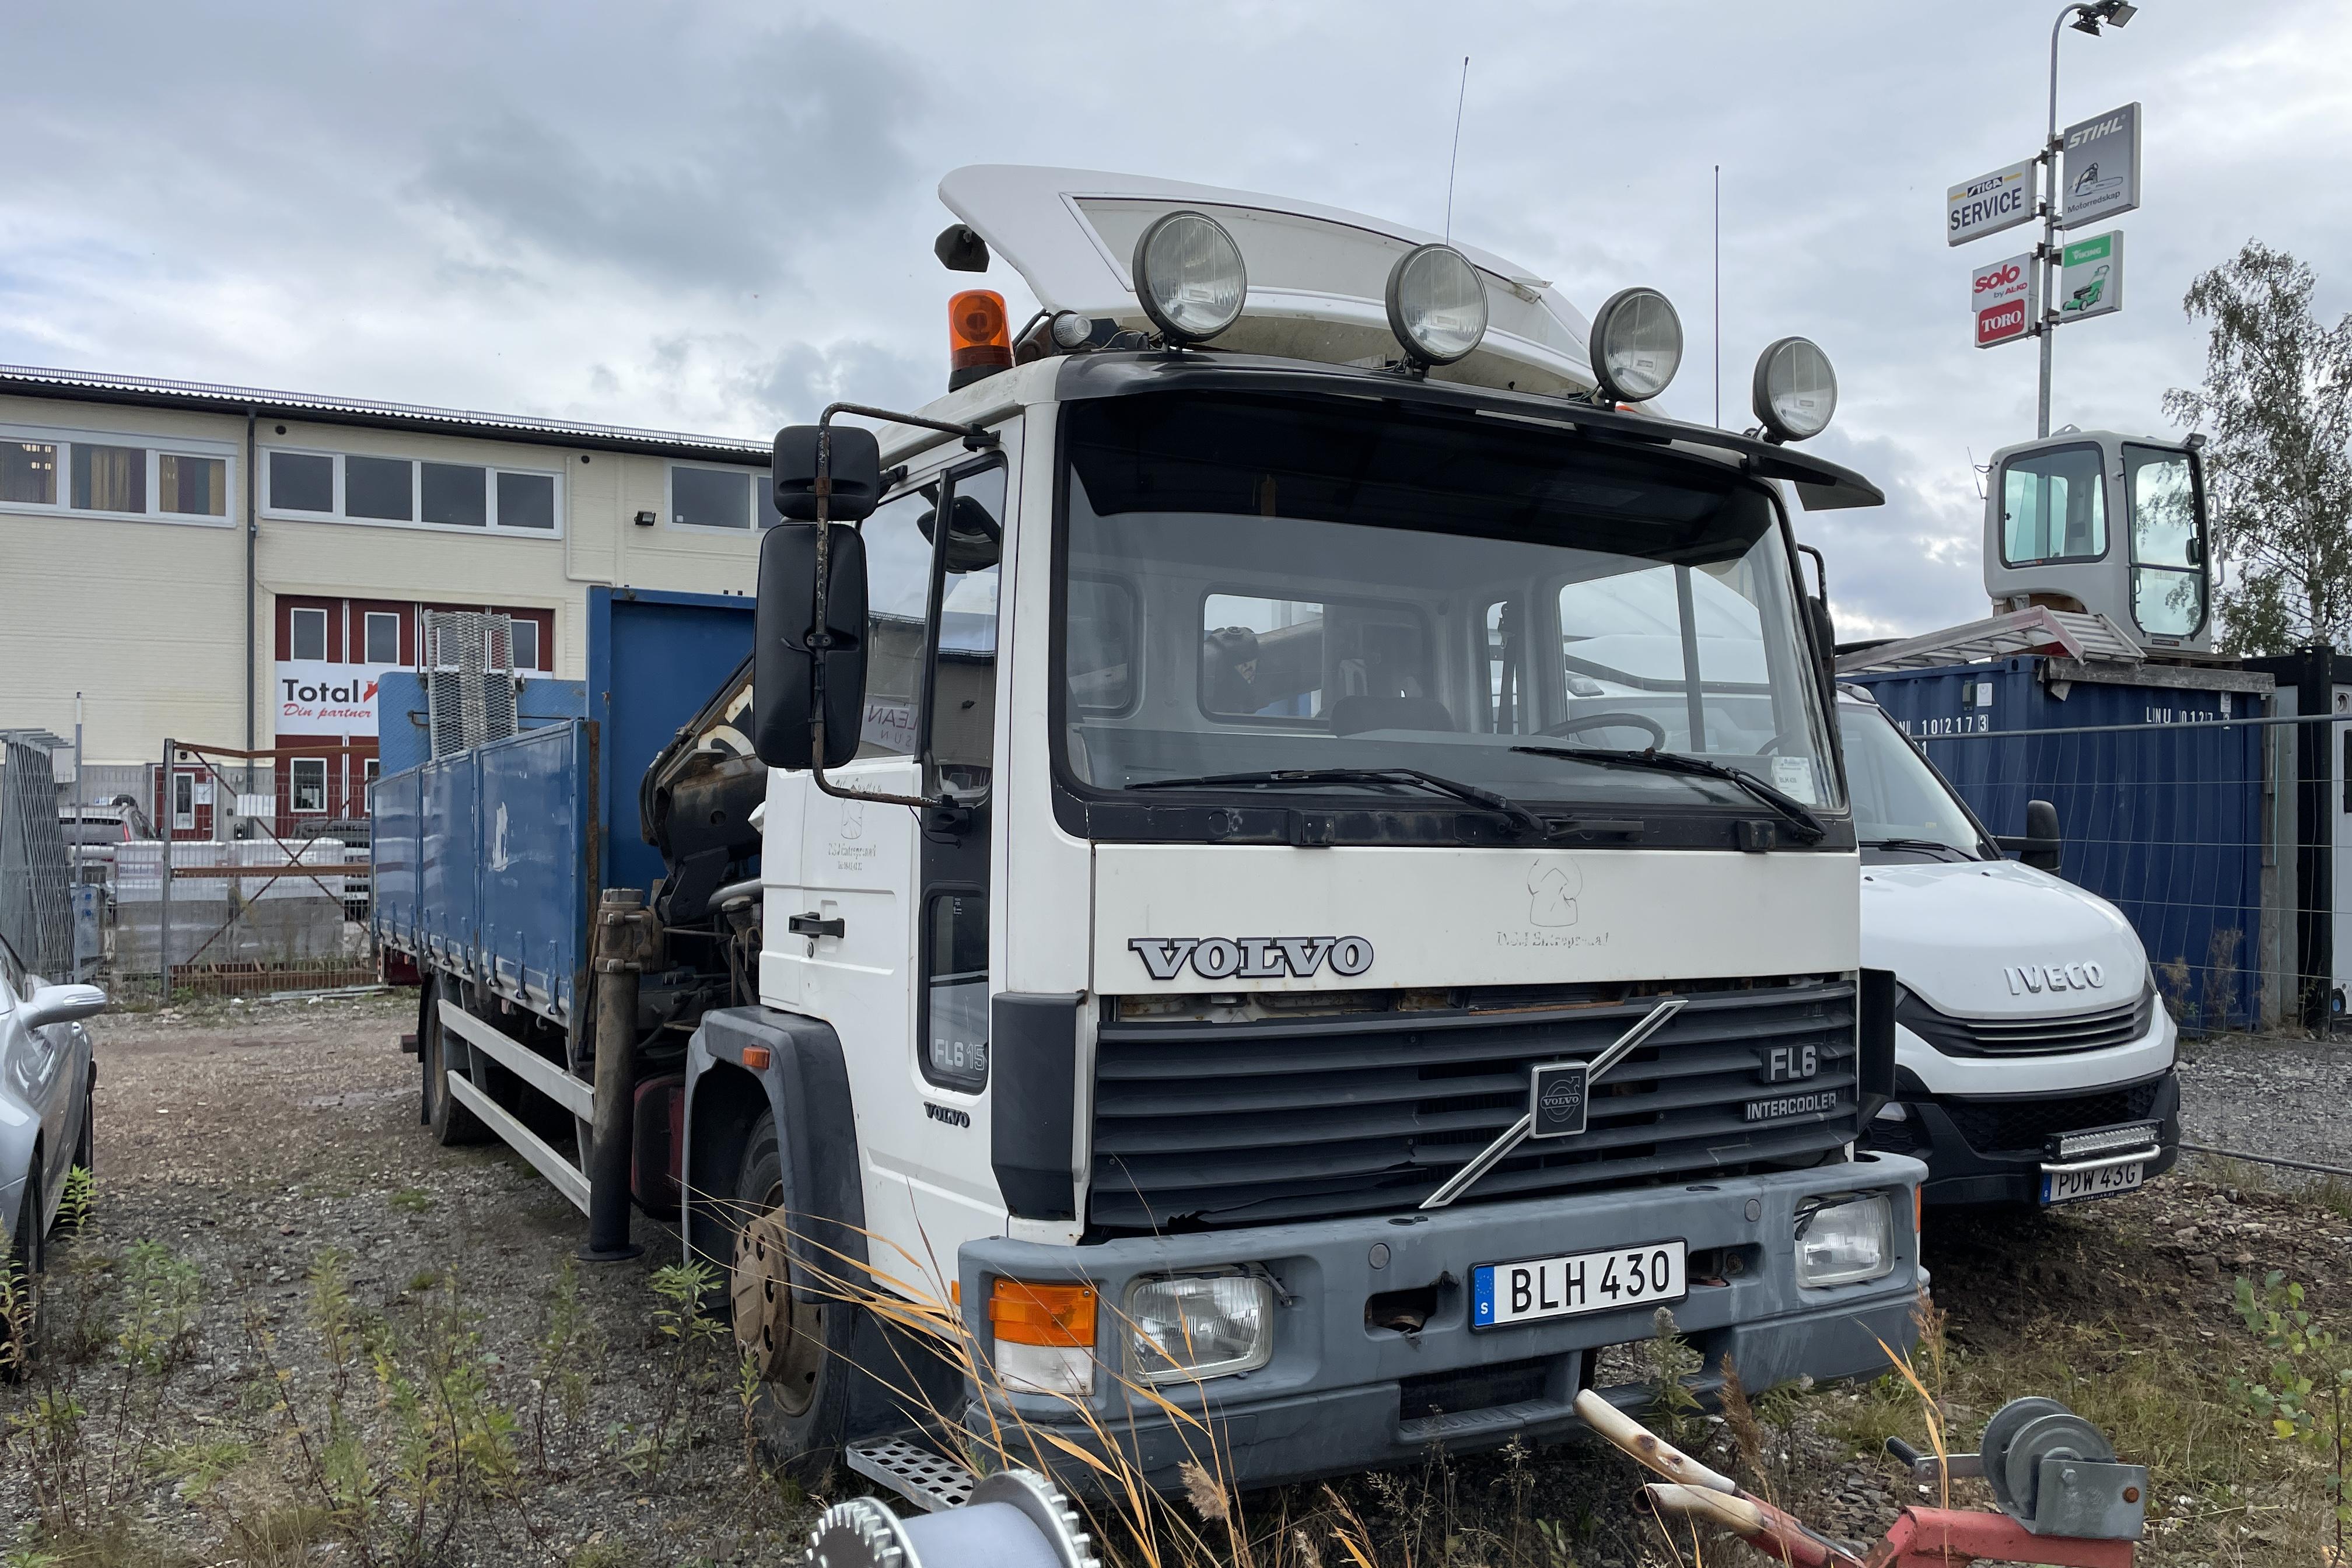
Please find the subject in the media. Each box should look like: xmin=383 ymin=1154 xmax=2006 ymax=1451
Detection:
xmin=776 ymin=435 xmax=1013 ymax=1269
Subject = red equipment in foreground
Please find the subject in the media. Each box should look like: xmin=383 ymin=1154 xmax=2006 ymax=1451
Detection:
xmin=1572 ymin=1389 xmax=2141 ymax=1567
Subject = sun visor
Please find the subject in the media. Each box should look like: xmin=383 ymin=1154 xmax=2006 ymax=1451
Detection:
xmin=938 ymin=164 xmax=1598 ymax=397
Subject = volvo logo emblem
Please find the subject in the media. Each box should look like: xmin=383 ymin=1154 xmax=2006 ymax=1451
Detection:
xmin=1127 ymin=935 xmax=1374 ymax=982
xmin=1529 ymin=1062 xmax=1590 ymax=1139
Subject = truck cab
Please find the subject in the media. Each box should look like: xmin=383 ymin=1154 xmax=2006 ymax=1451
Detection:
xmin=1840 ymin=687 xmax=2180 ymax=1206
xmin=677 ymin=168 xmax=1928 ymax=1495
xmin=1983 ymin=429 xmax=2212 ymax=654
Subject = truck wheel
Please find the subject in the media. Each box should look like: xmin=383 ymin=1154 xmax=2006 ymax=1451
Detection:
xmin=421 ymin=979 xmax=491 ymax=1147
xmin=730 ymin=1114 xmax=852 ymax=1478
xmin=2 ymin=1174 xmax=43 ymax=1380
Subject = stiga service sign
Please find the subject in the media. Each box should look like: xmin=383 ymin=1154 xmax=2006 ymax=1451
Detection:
xmin=1947 ymin=159 xmax=2036 ymax=246
xmin=1972 ymin=253 xmax=2039 ymax=348
xmin=275 ymin=660 xmax=395 ymax=732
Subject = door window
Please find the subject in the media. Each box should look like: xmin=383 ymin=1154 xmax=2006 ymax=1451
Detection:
xmin=856 ymin=485 xmax=936 ymax=759
xmin=290 ymin=758 xmax=328 ymax=814
xmin=2124 ymin=444 xmax=2206 ymax=636
xmin=1999 ymin=442 xmax=2108 ymax=565
xmin=922 ymin=892 xmax=989 ymax=1090
xmin=925 ymin=466 xmax=1003 ymax=800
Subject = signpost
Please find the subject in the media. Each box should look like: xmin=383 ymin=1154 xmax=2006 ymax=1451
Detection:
xmin=2057 ymin=230 xmax=2124 ymax=321
xmin=1947 ymin=159 xmax=2038 ymax=247
xmin=1973 ymin=253 xmax=2040 ymax=349
xmin=2060 ymin=102 xmax=2142 ymax=228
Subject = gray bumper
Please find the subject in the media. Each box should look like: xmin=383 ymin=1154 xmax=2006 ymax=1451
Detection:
xmin=957 ymin=1152 xmax=1927 ymax=1492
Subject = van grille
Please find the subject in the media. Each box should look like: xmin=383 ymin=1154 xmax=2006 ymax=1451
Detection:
xmin=1087 ymin=978 xmax=1859 ymax=1232
xmin=1942 ymin=1078 xmax=2166 ymax=1156
xmin=1898 ymin=989 xmax=2157 ymax=1058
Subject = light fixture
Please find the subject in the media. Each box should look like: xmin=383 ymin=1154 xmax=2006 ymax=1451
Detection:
xmin=632 ymin=509 xmax=656 ymax=527
xmin=1130 ymin=209 xmax=1247 ymax=345
xmin=1586 ymin=287 xmax=1684 ymax=403
xmin=1751 ymin=336 xmax=1839 ymax=443
xmin=1384 ymin=243 xmax=1490 ymax=366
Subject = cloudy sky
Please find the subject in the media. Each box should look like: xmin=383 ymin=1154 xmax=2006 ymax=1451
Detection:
xmin=5 ymin=1 xmax=2347 ymax=636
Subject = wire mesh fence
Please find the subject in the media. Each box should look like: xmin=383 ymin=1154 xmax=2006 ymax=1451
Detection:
xmin=1902 ymin=708 xmax=2352 ymax=1037
xmin=0 ymin=734 xmax=74 ymax=977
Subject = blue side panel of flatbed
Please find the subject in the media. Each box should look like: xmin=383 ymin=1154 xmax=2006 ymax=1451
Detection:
xmin=371 ymin=586 xmax=755 ymax=1027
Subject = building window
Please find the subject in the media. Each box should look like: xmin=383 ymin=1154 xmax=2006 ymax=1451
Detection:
xmin=362 ymin=757 xmax=380 ymax=813
xmin=509 ymin=617 xmax=541 ymax=672
xmin=2 ymin=441 xmax=56 ymax=505
xmin=363 ymin=612 xmax=401 ymax=666
xmin=171 ymin=771 xmax=196 ymax=831
xmin=670 ymin=465 xmax=752 ymax=529
xmin=262 ymin=447 xmax=563 ymax=536
xmin=0 ymin=423 xmax=235 ymax=526
xmin=289 ymin=757 xmax=328 ymax=814
xmin=269 ymin=450 xmax=334 ymax=513
xmin=289 ymin=607 xmax=329 ymax=662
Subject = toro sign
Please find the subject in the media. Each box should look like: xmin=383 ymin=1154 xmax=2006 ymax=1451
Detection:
xmin=1946 ymin=159 xmax=2036 ymax=247
xmin=1972 ymin=253 xmax=2039 ymax=349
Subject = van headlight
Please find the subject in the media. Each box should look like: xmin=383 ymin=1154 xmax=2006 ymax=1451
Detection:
xmin=1125 ymin=1270 xmax=1273 ymax=1382
xmin=1795 ymin=1194 xmax=1895 ymax=1287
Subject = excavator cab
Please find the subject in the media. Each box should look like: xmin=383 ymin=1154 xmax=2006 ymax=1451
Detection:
xmin=1982 ymin=429 xmax=2212 ymax=654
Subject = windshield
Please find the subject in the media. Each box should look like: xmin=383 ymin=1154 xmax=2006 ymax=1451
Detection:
xmin=1056 ymin=391 xmax=1842 ymax=821
xmin=1840 ymin=701 xmax=1981 ymax=856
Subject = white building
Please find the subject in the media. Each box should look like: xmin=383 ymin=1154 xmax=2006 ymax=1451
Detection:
xmin=0 ymin=365 xmax=783 ymax=833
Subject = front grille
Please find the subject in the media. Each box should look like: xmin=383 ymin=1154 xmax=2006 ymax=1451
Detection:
xmin=1898 ymin=988 xmax=2156 ymax=1058
xmin=1942 ymin=1078 xmax=2165 ymax=1156
xmin=1088 ymin=978 xmax=1859 ymax=1231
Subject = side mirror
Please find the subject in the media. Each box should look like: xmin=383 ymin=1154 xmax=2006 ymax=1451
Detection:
xmin=1997 ymin=798 xmax=2064 ymax=873
xmin=772 ymin=424 xmax=884 ymax=523
xmin=752 ymin=522 xmax=869 ymax=770
xmin=22 ymin=982 xmax=106 ymax=1032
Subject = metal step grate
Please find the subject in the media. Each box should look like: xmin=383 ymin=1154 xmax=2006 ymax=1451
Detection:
xmin=1836 ymin=606 xmax=2143 ymax=675
xmin=847 ymin=1434 xmax=979 ymax=1514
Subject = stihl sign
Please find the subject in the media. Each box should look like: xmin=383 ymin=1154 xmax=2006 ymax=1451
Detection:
xmin=1972 ymin=252 xmax=2038 ymax=349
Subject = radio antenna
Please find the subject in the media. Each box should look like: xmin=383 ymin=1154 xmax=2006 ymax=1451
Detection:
xmin=1713 ymin=164 xmax=1722 ymax=426
xmin=1444 ymin=57 xmax=1470 ymax=243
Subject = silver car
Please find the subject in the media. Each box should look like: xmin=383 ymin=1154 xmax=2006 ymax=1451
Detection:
xmin=1 ymin=935 xmax=103 ymax=1341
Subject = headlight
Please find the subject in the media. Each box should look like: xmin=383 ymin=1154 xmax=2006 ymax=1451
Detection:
xmin=1125 ymin=1270 xmax=1273 ymax=1382
xmin=1130 ymin=210 xmax=1247 ymax=344
xmin=1586 ymin=286 xmax=1682 ymax=402
xmin=1751 ymin=336 xmax=1838 ymax=442
xmin=1795 ymin=1194 xmax=1895 ymax=1287
xmin=1385 ymin=243 xmax=1489 ymax=366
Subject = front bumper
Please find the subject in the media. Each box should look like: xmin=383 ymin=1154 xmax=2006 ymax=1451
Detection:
xmin=957 ymin=1153 xmax=1926 ymax=1493
xmin=1863 ymin=1068 xmax=2179 ymax=1206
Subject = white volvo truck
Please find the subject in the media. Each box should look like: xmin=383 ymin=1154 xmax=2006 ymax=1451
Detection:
xmin=1839 ymin=687 xmax=2180 ymax=1206
xmin=678 ymin=166 xmax=1926 ymax=1497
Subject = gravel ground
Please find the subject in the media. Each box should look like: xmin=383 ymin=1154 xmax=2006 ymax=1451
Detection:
xmin=2179 ymin=1030 xmax=2352 ymax=1171
xmin=7 ymin=998 xmax=2351 ymax=1567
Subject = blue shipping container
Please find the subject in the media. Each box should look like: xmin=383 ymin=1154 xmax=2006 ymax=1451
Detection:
xmin=1849 ymin=656 xmax=2271 ymax=1031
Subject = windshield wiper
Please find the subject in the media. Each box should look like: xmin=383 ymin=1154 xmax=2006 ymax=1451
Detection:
xmin=1510 ymin=746 xmax=1827 ymax=845
xmin=1864 ymin=836 xmax=1978 ymax=860
xmin=1129 ymin=767 xmax=1553 ymax=840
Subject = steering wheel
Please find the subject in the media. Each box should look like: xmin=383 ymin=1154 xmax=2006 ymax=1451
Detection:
xmin=1536 ymin=711 xmax=1670 ymax=748
xmin=1754 ymin=733 xmax=1793 ymax=756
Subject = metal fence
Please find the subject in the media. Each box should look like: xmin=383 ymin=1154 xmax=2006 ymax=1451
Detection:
xmin=1903 ymin=708 xmax=2349 ymax=1036
xmin=0 ymin=734 xmax=74 ymax=977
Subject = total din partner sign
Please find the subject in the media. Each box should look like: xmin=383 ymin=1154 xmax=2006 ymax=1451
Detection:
xmin=275 ymin=660 xmax=395 ymax=733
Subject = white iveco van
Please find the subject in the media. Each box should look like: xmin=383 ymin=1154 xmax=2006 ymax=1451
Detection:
xmin=1840 ymin=688 xmax=2179 ymax=1206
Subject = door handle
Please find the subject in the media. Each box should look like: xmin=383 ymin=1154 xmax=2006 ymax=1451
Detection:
xmin=788 ymin=912 xmax=845 ymax=939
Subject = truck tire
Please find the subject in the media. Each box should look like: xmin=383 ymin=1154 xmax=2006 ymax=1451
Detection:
xmin=2 ymin=1174 xmax=43 ymax=1380
xmin=421 ymin=978 xmax=491 ymax=1147
xmin=730 ymin=1113 xmax=853 ymax=1478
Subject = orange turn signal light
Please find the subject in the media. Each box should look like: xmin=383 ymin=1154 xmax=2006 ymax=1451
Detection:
xmin=950 ymin=289 xmax=1014 ymax=375
xmin=740 ymin=1045 xmax=772 ymax=1071
xmin=988 ymin=1278 xmax=1097 ymax=1348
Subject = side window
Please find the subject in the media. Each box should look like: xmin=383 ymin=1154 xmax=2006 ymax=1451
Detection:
xmin=2124 ymin=444 xmax=2205 ymax=636
xmin=2000 ymin=442 xmax=2108 ymax=565
xmin=857 ymin=485 xmax=936 ymax=759
xmin=926 ymin=465 xmax=1004 ymax=800
xmin=923 ymin=892 xmax=989 ymax=1089
xmin=1068 ymin=577 xmax=1137 ymax=715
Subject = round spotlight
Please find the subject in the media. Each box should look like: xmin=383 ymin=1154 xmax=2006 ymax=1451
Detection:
xmin=1586 ymin=287 xmax=1684 ymax=403
xmin=1049 ymin=310 xmax=1096 ymax=350
xmin=1385 ymin=243 xmax=1490 ymax=366
xmin=1130 ymin=210 xmax=1247 ymax=344
xmin=1751 ymin=336 xmax=1839 ymax=443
